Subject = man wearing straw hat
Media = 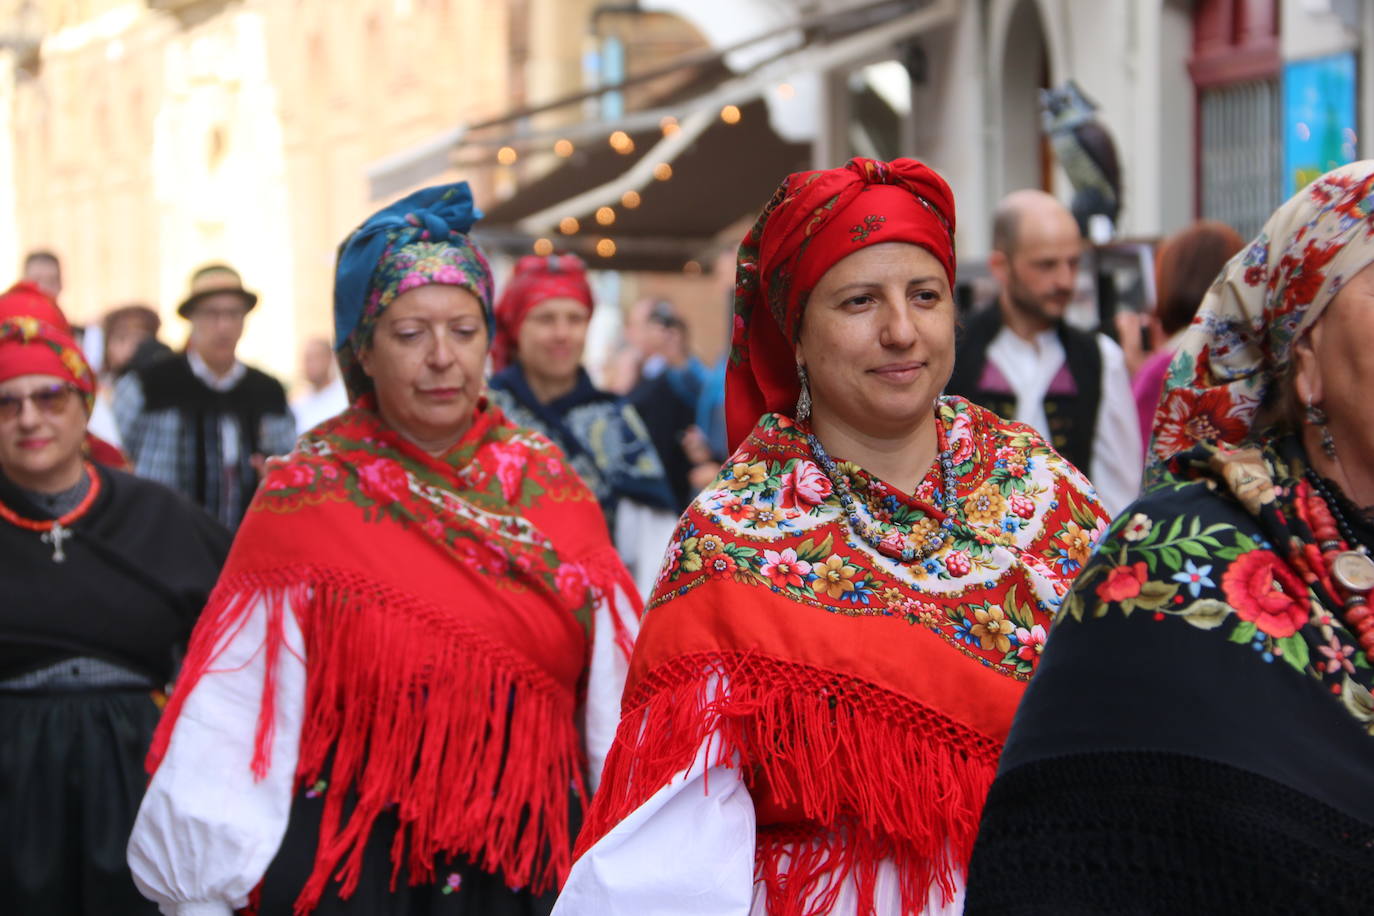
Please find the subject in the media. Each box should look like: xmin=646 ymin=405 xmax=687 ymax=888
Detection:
xmin=114 ymin=264 xmax=295 ymax=529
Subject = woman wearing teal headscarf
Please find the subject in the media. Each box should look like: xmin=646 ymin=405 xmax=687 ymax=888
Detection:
xmin=128 ymin=184 xmax=640 ymax=915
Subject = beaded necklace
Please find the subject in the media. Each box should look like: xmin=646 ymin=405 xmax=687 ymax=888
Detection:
xmin=1303 ymin=468 xmax=1374 ymax=660
xmin=0 ymin=461 xmax=100 ymax=563
xmin=806 ymin=410 xmax=961 ymax=564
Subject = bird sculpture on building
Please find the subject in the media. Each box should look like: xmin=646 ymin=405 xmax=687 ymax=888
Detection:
xmin=1040 ymin=80 xmax=1122 ymax=242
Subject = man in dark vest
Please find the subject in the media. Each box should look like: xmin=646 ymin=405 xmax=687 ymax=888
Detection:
xmin=947 ymin=189 xmax=1140 ymax=515
xmin=113 ymin=264 xmax=295 ymax=529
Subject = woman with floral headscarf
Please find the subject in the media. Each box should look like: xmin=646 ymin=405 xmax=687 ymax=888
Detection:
xmin=964 ymin=163 xmax=1374 ymax=913
xmin=127 ymin=183 xmax=641 ymax=916
xmin=553 ymin=159 xmax=1108 ymax=916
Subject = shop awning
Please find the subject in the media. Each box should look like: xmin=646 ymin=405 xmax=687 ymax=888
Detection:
xmin=365 ymin=0 xmax=956 ymax=271
xmin=474 ymin=91 xmax=809 ymax=271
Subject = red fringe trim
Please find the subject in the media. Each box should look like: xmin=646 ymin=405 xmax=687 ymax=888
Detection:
xmin=149 ymin=565 xmax=596 ymax=915
xmin=577 ymin=652 xmax=1002 ymax=916
xmin=578 ymin=545 xmax=642 ymax=660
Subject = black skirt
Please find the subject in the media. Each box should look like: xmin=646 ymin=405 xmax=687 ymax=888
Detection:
xmin=0 ymin=688 xmax=162 ymax=915
xmin=257 ymin=782 xmax=564 ymax=916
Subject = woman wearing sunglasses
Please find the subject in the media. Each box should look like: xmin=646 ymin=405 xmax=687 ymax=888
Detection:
xmin=0 ymin=299 xmax=230 ymax=915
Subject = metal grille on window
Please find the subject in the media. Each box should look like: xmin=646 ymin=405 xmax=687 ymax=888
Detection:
xmin=1199 ymin=77 xmax=1282 ymax=241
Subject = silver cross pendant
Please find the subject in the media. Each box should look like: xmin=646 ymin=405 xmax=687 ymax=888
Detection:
xmin=41 ymin=522 xmax=72 ymax=563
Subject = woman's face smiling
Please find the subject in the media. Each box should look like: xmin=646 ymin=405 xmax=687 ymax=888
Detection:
xmin=795 ymin=241 xmax=955 ymax=441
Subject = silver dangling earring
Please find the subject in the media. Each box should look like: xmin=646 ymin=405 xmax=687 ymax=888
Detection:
xmin=795 ymin=363 xmax=812 ymax=423
xmin=1305 ymin=395 xmax=1337 ymax=461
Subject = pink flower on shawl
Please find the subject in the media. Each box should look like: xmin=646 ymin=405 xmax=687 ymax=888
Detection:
xmin=281 ymin=464 xmax=314 ymax=489
xmin=1319 ymin=633 xmax=1356 ymax=675
xmin=357 ymin=458 xmax=411 ymax=503
xmin=949 ymin=412 xmax=975 ymax=465
xmin=759 ymin=548 xmax=811 ymax=589
xmin=556 ymin=562 xmax=590 ymax=601
xmin=488 ymin=443 xmax=525 ymax=502
xmin=1015 ymin=624 xmax=1048 ymax=662
xmin=777 ymin=459 xmax=832 ymax=509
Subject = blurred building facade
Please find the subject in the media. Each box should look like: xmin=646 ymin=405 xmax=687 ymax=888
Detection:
xmin=1 ymin=0 xmax=1371 ymax=379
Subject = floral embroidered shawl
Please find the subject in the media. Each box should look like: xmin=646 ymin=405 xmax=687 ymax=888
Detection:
xmin=1151 ymin=160 xmax=1374 ymax=472
xmin=148 ymin=398 xmax=638 ymax=913
xmin=962 ymin=435 xmax=1374 ymax=912
xmin=1066 ymin=435 xmax=1374 ymax=734
xmin=577 ymin=396 xmax=1108 ymax=916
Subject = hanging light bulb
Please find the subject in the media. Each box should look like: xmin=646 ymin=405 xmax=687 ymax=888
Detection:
xmin=497 ymin=146 xmax=519 ymax=165
xmin=595 ymin=206 xmax=616 ymax=226
xmin=559 ymin=217 xmax=580 ymax=235
xmin=553 ymin=138 xmax=574 ymax=157
xmin=660 ymin=116 xmax=680 ymax=137
xmin=720 ymin=105 xmax=742 ymax=125
xmin=609 ymin=130 xmax=634 ymax=154
xmin=533 ymin=238 xmax=554 ymax=256
xmin=596 ymin=238 xmax=617 ymax=258
xmin=620 ymin=190 xmax=641 ymax=209
xmin=652 ymin=162 xmax=673 ymax=181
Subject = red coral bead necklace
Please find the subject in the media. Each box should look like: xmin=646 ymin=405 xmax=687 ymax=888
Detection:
xmin=1304 ymin=468 xmax=1374 ymax=659
xmin=0 ymin=461 xmax=101 ymax=563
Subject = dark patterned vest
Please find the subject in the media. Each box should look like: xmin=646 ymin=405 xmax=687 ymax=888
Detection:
xmin=946 ymin=305 xmax=1101 ymax=473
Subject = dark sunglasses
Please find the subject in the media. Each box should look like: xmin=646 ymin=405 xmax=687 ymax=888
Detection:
xmin=0 ymin=383 xmax=79 ymax=421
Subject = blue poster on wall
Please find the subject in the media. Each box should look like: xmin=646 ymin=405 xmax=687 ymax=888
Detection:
xmin=1284 ymin=53 xmax=1358 ymax=196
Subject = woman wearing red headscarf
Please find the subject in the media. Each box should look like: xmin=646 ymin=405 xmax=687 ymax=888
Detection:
xmin=0 ymin=311 xmax=229 ymax=915
xmin=554 ymin=159 xmax=1109 ymax=916
xmin=0 ymin=281 xmax=127 ymax=466
xmin=488 ymin=254 xmax=675 ymax=593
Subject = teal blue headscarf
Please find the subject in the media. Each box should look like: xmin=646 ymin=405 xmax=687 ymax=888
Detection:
xmin=334 ymin=182 xmax=494 ymax=398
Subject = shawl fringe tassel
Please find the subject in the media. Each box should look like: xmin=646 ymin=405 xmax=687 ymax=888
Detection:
xmin=577 ymin=651 xmax=1001 ymax=916
xmin=148 ymin=563 xmax=622 ymax=914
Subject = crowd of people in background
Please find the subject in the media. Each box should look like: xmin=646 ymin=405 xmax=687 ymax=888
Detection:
xmin=4 ymin=155 xmax=1373 ymax=915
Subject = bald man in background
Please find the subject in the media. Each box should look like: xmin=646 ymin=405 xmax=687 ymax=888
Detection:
xmin=22 ymin=250 xmax=62 ymax=300
xmin=947 ymin=189 xmax=1141 ymax=516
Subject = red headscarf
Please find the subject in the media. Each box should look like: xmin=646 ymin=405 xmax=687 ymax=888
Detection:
xmin=0 ymin=283 xmax=127 ymax=468
xmin=491 ymin=254 xmax=593 ymax=371
xmin=0 ymin=317 xmax=93 ymax=394
xmin=725 ymin=157 xmax=957 ymax=449
xmin=0 ymin=281 xmax=72 ymax=335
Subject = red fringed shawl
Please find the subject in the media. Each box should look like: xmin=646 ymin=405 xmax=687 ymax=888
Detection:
xmin=148 ymin=398 xmax=638 ymax=913
xmin=577 ymin=398 xmax=1108 ymax=916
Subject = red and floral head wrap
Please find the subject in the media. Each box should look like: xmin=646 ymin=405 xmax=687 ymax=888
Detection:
xmin=0 ymin=281 xmax=72 ymax=335
xmin=1151 ymin=160 xmax=1374 ymax=471
xmin=491 ymin=254 xmax=593 ymax=372
xmin=725 ymin=157 xmax=957 ymax=449
xmin=0 ymin=281 xmax=94 ymax=399
xmin=0 ymin=316 xmax=96 ymax=402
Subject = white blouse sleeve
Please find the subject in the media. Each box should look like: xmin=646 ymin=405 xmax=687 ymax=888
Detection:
xmin=612 ymin=500 xmax=681 ymax=600
xmin=127 ymin=595 xmax=307 ymax=916
xmin=582 ymin=576 xmax=639 ymax=791
xmin=1089 ymin=336 xmax=1144 ymax=517
xmin=556 ymin=684 xmax=756 ymax=916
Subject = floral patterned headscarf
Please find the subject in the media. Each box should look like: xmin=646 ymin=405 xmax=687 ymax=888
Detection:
xmin=1151 ymin=161 xmax=1374 ymax=471
xmin=334 ymin=182 xmax=494 ymax=399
